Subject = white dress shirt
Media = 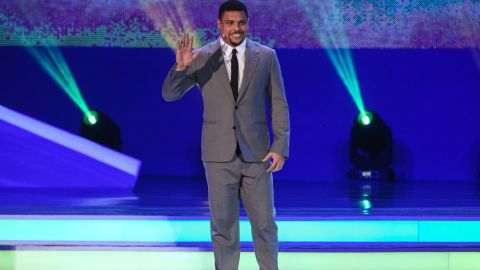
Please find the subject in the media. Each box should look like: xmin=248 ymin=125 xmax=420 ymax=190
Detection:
xmin=220 ymin=37 xmax=246 ymax=93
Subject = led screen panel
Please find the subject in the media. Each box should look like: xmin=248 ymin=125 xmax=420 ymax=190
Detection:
xmin=1 ymin=0 xmax=479 ymax=48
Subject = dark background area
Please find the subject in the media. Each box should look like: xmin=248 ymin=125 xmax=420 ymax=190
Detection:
xmin=1 ymin=47 xmax=479 ymax=181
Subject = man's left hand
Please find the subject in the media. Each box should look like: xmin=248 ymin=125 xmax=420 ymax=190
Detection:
xmin=262 ymin=152 xmax=285 ymax=173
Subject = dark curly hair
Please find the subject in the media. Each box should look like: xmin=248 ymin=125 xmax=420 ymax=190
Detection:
xmin=219 ymin=0 xmax=249 ymax=20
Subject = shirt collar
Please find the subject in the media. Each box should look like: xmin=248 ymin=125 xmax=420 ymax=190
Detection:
xmin=220 ymin=37 xmax=247 ymax=58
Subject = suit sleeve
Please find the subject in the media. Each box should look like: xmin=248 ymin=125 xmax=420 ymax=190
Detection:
xmin=268 ymin=49 xmax=290 ymax=158
xmin=162 ymin=57 xmax=198 ymax=102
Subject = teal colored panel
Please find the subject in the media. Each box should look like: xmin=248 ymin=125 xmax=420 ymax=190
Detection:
xmin=279 ymin=221 xmax=418 ymax=242
xmin=0 ymin=219 xmax=423 ymax=243
xmin=419 ymin=221 xmax=480 ymax=242
xmin=0 ymin=220 xmax=211 ymax=242
xmin=3 ymin=219 xmax=480 ymax=243
xmin=120 ymin=220 xmax=211 ymax=242
xmin=0 ymin=219 xmax=126 ymax=241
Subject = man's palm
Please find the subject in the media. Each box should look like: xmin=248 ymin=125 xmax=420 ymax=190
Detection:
xmin=176 ymin=33 xmax=200 ymax=69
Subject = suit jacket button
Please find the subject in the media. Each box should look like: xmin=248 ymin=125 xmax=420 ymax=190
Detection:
xmin=235 ymin=106 xmax=238 ymax=110
xmin=232 ymin=126 xmax=236 ymax=130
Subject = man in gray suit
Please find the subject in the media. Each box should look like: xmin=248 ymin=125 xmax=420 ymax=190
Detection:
xmin=162 ymin=1 xmax=290 ymax=269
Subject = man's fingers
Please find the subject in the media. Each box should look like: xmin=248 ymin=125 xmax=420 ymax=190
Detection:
xmin=187 ymin=33 xmax=192 ymax=49
xmin=264 ymin=152 xmax=286 ymax=173
xmin=266 ymin=162 xmax=276 ymax=173
xmin=189 ymin=36 xmax=194 ymax=50
xmin=267 ymin=159 xmax=279 ymax=173
xmin=272 ymin=160 xmax=284 ymax=172
xmin=179 ymin=34 xmax=196 ymax=53
xmin=181 ymin=34 xmax=187 ymax=49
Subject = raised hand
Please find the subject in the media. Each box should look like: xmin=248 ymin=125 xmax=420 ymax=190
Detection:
xmin=176 ymin=33 xmax=200 ymax=70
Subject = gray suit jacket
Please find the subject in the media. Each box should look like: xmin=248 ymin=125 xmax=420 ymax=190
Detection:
xmin=162 ymin=39 xmax=290 ymax=162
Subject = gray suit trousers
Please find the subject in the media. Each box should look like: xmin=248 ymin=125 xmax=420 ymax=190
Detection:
xmin=204 ymin=156 xmax=279 ymax=270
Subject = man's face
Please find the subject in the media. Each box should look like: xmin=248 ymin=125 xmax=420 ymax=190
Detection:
xmin=217 ymin=10 xmax=249 ymax=47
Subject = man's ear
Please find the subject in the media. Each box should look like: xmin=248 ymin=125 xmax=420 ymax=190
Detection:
xmin=217 ymin=19 xmax=222 ymax=30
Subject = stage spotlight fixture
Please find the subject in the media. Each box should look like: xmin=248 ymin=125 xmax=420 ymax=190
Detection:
xmin=358 ymin=111 xmax=373 ymax=126
xmin=80 ymin=110 xmax=122 ymax=151
xmin=83 ymin=111 xmax=98 ymax=126
xmin=349 ymin=111 xmax=394 ymax=181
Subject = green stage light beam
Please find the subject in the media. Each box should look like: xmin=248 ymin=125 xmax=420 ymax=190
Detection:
xmin=321 ymin=10 xmax=363 ymax=108
xmin=16 ymin=1 xmax=96 ymax=123
xmin=300 ymin=0 xmax=366 ymax=114
xmin=27 ymin=46 xmax=96 ymax=122
xmin=47 ymin=47 xmax=83 ymax=100
xmin=28 ymin=47 xmax=85 ymax=109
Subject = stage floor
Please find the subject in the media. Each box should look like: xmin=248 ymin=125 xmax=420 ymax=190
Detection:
xmin=0 ymin=178 xmax=479 ymax=217
xmin=1 ymin=178 xmax=480 ymax=269
xmin=1 ymin=250 xmax=479 ymax=270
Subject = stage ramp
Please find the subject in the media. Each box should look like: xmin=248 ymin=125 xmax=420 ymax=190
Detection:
xmin=0 ymin=105 xmax=141 ymax=189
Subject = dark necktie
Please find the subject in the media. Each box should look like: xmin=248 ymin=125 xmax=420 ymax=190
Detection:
xmin=230 ymin=48 xmax=239 ymax=101
xmin=230 ymin=49 xmax=241 ymax=156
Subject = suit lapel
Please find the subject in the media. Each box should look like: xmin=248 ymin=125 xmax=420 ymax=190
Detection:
xmin=207 ymin=40 xmax=235 ymax=103
xmin=237 ymin=39 xmax=259 ymax=103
